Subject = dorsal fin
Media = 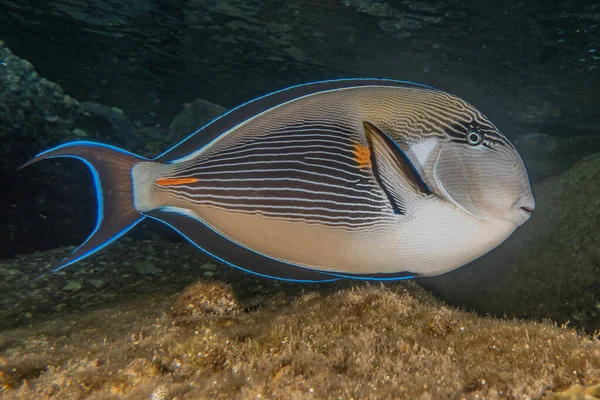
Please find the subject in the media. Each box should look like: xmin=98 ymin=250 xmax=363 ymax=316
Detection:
xmin=154 ymin=79 xmax=439 ymax=163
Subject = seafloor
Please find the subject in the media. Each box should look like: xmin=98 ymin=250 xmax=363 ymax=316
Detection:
xmin=1 ymin=244 xmax=600 ymax=399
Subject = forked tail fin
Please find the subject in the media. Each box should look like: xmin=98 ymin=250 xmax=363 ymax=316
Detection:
xmin=20 ymin=141 xmax=148 ymax=277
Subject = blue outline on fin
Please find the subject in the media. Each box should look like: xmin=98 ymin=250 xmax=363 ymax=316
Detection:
xmin=41 ymin=155 xmax=145 ymax=273
xmin=146 ymin=207 xmax=341 ymax=283
xmin=30 ymin=141 xmax=148 ymax=274
xmin=154 ymin=78 xmax=438 ymax=163
xmin=148 ymin=206 xmax=416 ymax=283
xmin=31 ymin=140 xmax=149 ymax=161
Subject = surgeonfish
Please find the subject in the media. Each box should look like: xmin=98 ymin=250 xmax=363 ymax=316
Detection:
xmin=22 ymin=79 xmax=535 ymax=282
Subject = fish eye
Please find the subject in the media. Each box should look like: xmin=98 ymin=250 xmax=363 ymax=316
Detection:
xmin=466 ymin=130 xmax=484 ymax=146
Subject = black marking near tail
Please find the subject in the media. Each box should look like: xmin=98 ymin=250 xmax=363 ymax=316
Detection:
xmin=20 ymin=141 xmax=147 ymax=278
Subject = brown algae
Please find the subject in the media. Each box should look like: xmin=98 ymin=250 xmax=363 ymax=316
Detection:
xmin=1 ymin=281 xmax=599 ymax=399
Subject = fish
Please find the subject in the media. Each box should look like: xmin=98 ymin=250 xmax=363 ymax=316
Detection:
xmin=21 ymin=78 xmax=535 ymax=282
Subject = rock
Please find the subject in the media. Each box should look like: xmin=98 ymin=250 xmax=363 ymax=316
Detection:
xmin=0 ymin=45 xmax=91 ymax=259
xmin=0 ymin=46 xmax=84 ymax=148
xmin=515 ymin=133 xmax=600 ymax=183
xmin=0 ymin=239 xmax=214 ymax=330
xmin=550 ymin=383 xmax=600 ymax=400
xmin=135 ymin=261 xmax=161 ymax=275
xmin=167 ymin=98 xmax=227 ymax=144
xmin=88 ymin=278 xmax=105 ymax=289
xmin=0 ymin=44 xmax=152 ymax=259
xmin=133 ymin=126 xmax=168 ymax=158
xmin=423 ymin=153 xmax=600 ymax=331
xmin=1 ymin=282 xmax=600 ymax=398
xmin=128 ymin=99 xmax=227 ymax=159
xmin=200 ymin=262 xmax=219 ymax=272
xmin=62 ymin=281 xmax=83 ymax=291
xmin=79 ymin=101 xmax=136 ymax=148
xmin=171 ymin=280 xmax=240 ymax=319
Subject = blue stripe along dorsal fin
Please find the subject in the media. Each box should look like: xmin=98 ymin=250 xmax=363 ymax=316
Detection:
xmin=154 ymin=78 xmax=439 ymax=163
xmin=364 ymin=121 xmax=433 ymax=215
xmin=144 ymin=207 xmax=341 ymax=283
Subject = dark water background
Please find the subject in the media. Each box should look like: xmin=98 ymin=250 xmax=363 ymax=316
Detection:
xmin=1 ymin=0 xmax=599 ymax=329
xmin=3 ymin=0 xmax=599 ymax=132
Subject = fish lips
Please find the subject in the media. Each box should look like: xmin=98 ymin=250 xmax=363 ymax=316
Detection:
xmin=506 ymin=196 xmax=535 ymax=227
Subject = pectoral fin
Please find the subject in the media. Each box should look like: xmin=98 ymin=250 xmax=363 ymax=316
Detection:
xmin=364 ymin=121 xmax=432 ymax=214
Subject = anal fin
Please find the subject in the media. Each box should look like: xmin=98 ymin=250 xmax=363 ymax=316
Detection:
xmin=145 ymin=207 xmax=341 ymax=283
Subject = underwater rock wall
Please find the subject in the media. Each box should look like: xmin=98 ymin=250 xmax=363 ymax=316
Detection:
xmin=0 ymin=43 xmax=228 ymax=258
xmin=515 ymin=133 xmax=600 ymax=184
xmin=0 ymin=43 xmax=91 ymax=258
xmin=1 ymin=0 xmax=599 ymax=134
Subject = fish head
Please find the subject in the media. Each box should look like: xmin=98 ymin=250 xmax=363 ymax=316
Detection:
xmin=429 ymin=124 xmax=535 ymax=227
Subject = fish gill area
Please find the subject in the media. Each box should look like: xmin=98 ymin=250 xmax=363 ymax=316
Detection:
xmin=1 ymin=0 xmax=600 ymax=399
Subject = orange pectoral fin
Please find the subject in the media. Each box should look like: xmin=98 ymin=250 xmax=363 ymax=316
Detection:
xmin=155 ymin=177 xmax=200 ymax=187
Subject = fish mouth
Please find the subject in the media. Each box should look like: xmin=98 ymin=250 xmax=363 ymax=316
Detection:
xmin=520 ymin=206 xmax=534 ymax=215
xmin=508 ymin=193 xmax=535 ymax=226
xmin=499 ymin=202 xmax=534 ymax=227
xmin=509 ymin=205 xmax=534 ymax=227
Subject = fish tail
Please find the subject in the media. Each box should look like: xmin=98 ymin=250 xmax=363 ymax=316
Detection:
xmin=20 ymin=141 xmax=147 ymax=277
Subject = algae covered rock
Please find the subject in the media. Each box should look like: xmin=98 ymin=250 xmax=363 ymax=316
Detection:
xmin=424 ymin=153 xmax=600 ymax=331
xmin=167 ymin=98 xmax=228 ymax=143
xmin=0 ymin=43 xmax=90 ymax=258
xmin=515 ymin=133 xmax=600 ymax=183
xmin=1 ymin=281 xmax=599 ymax=399
xmin=0 ymin=43 xmax=84 ymax=150
xmin=136 ymin=98 xmax=228 ymax=158
xmin=549 ymin=383 xmax=600 ymax=400
xmin=171 ymin=280 xmax=240 ymax=321
xmin=2 ymin=227 xmax=599 ymax=398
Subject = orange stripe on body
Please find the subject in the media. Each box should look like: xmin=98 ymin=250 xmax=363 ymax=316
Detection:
xmin=352 ymin=143 xmax=372 ymax=169
xmin=155 ymin=177 xmax=200 ymax=187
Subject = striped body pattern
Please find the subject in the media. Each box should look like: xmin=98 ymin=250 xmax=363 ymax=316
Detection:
xmin=161 ymin=121 xmax=396 ymax=229
xmin=22 ymin=79 xmax=535 ymax=281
